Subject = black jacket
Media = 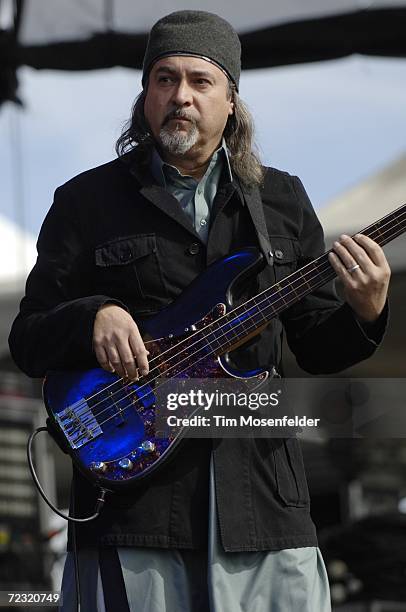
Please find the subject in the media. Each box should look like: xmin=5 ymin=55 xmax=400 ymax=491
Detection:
xmin=9 ymin=148 xmax=386 ymax=551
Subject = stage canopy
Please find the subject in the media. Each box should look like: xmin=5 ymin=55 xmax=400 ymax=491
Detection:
xmin=1 ymin=0 xmax=406 ymax=105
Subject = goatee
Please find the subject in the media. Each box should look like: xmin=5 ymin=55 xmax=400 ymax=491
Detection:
xmin=159 ymin=112 xmax=199 ymax=155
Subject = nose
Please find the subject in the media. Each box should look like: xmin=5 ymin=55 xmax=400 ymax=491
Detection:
xmin=171 ymin=79 xmax=193 ymax=107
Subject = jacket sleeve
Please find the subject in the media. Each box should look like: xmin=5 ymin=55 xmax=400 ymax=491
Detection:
xmin=280 ymin=176 xmax=388 ymax=374
xmin=8 ymin=185 xmax=128 ymax=378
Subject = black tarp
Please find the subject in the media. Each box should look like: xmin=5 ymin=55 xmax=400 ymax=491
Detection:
xmin=1 ymin=1 xmax=406 ymax=105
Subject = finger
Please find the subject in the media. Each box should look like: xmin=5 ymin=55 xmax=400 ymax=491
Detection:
xmin=94 ymin=345 xmax=115 ymax=373
xmin=333 ymin=235 xmax=372 ymax=275
xmin=353 ymin=234 xmax=389 ymax=267
xmin=129 ymin=333 xmax=150 ymax=376
xmin=105 ymin=346 xmax=127 ymax=380
xmin=119 ymin=347 xmax=139 ymax=381
xmin=328 ymin=251 xmax=359 ymax=285
xmin=331 ymin=240 xmax=368 ymax=280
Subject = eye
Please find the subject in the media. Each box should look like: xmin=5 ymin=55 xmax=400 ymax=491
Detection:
xmin=158 ymin=76 xmax=174 ymax=84
xmin=195 ymin=78 xmax=211 ymax=86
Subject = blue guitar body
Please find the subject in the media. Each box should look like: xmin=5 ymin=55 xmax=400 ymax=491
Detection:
xmin=43 ymin=248 xmax=272 ymax=491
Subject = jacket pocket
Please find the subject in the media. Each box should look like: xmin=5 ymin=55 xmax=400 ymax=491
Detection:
xmin=269 ymin=235 xmax=300 ymax=283
xmin=94 ymin=233 xmax=168 ymax=304
xmin=273 ymin=438 xmax=310 ymax=507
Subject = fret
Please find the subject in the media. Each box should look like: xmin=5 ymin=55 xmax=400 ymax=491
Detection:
xmin=302 ymin=260 xmax=318 ymax=291
xmin=201 ymin=316 xmax=226 ymax=353
xmin=232 ymin=308 xmax=258 ymax=339
xmin=240 ymin=302 xmax=267 ymax=335
xmin=210 ymin=312 xmax=242 ymax=348
xmin=206 ymin=321 xmax=227 ymax=351
xmin=365 ymin=221 xmax=381 ymax=240
xmin=195 ymin=334 xmax=216 ymax=359
xmin=205 ymin=334 xmax=221 ymax=353
xmin=288 ymin=274 xmax=306 ymax=294
xmin=251 ymin=297 xmax=269 ymax=324
xmin=363 ymin=204 xmax=406 ymax=246
xmin=285 ymin=277 xmax=300 ymax=300
xmin=275 ymin=283 xmax=290 ymax=302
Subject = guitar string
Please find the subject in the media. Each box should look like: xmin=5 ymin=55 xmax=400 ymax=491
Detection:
xmin=73 ymin=207 xmax=406 ymax=415
xmin=69 ymin=213 xmax=406 ymax=441
xmin=72 ymin=206 xmax=406 ymax=417
xmin=72 ymin=230 xmax=405 ymax=449
xmin=69 ymin=215 xmax=406 ymax=445
xmin=73 ymin=206 xmax=406 ymax=416
xmin=70 ymin=214 xmax=406 ymax=449
xmin=71 ymin=249 xmax=338 ymax=428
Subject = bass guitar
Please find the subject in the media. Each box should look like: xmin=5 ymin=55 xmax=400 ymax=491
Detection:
xmin=43 ymin=203 xmax=406 ymax=490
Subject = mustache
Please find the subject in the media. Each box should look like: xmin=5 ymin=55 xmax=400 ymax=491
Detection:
xmin=163 ymin=109 xmax=197 ymax=126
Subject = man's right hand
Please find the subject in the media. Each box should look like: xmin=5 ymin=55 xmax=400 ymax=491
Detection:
xmin=93 ymin=304 xmax=149 ymax=380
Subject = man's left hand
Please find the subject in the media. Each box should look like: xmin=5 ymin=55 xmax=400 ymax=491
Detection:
xmin=328 ymin=234 xmax=391 ymax=323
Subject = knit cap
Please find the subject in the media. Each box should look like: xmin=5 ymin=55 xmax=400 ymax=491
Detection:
xmin=142 ymin=11 xmax=241 ymax=90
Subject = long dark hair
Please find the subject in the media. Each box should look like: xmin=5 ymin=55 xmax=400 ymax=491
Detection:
xmin=115 ymin=83 xmax=264 ymax=187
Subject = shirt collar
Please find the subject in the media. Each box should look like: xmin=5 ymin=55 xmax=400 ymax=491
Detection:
xmin=150 ymin=137 xmax=233 ymax=188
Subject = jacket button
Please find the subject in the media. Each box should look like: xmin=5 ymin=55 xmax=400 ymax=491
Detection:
xmin=274 ymin=249 xmax=284 ymax=260
xmin=188 ymin=242 xmax=200 ymax=255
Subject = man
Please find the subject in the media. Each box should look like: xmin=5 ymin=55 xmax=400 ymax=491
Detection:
xmin=9 ymin=10 xmax=390 ymax=612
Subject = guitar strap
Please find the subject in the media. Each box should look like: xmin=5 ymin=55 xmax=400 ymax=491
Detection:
xmin=237 ymin=178 xmax=274 ymax=268
xmin=237 ymin=178 xmax=282 ymax=378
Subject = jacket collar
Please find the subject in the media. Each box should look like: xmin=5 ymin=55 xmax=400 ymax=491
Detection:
xmin=121 ymin=146 xmax=240 ymax=243
xmin=120 ymin=146 xmax=269 ymax=261
xmin=149 ymin=137 xmax=233 ymax=187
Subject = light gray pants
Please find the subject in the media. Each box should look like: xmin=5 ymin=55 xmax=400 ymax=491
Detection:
xmin=61 ymin=457 xmax=331 ymax=612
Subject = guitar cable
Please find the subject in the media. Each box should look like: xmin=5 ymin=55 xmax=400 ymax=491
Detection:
xmin=27 ymin=426 xmax=110 ymax=612
xmin=27 ymin=426 xmax=109 ymax=522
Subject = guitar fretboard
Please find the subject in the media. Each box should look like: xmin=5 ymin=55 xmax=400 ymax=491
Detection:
xmin=202 ymin=202 xmax=406 ymax=354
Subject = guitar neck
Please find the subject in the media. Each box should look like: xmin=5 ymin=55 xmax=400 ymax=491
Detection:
xmin=207 ymin=202 xmax=406 ymax=353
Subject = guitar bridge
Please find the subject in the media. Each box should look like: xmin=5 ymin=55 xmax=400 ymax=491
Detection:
xmin=56 ymin=399 xmax=102 ymax=449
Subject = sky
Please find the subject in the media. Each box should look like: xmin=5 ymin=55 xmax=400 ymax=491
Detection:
xmin=1 ymin=55 xmax=406 ymax=246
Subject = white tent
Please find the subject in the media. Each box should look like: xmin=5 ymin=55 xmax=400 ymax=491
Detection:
xmin=291 ymin=154 xmax=406 ymax=377
xmin=0 ymin=214 xmax=36 ymax=358
xmin=0 ymin=213 xmax=37 ymax=284
xmin=319 ymin=154 xmax=406 ymax=272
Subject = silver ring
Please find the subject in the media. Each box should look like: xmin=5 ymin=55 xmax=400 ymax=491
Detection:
xmin=347 ymin=263 xmax=360 ymax=274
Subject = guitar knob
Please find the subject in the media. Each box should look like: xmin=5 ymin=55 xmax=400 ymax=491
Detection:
xmin=91 ymin=461 xmax=107 ymax=473
xmin=118 ymin=458 xmax=133 ymax=470
xmin=141 ymin=440 xmax=156 ymax=453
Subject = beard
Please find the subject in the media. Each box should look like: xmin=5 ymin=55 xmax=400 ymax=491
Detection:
xmin=159 ymin=111 xmax=199 ymax=155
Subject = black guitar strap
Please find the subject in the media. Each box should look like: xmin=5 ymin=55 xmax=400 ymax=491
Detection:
xmin=237 ymin=178 xmax=282 ymax=378
xmin=237 ymin=178 xmax=274 ymax=268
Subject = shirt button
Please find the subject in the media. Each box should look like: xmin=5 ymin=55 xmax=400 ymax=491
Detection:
xmin=274 ymin=249 xmax=284 ymax=260
xmin=188 ymin=243 xmax=200 ymax=255
xmin=200 ymin=219 xmax=207 ymax=226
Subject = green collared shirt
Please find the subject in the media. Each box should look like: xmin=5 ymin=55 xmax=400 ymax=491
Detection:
xmin=150 ymin=139 xmax=233 ymax=243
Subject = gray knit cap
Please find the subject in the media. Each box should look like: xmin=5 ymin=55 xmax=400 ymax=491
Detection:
xmin=142 ymin=11 xmax=241 ymax=90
